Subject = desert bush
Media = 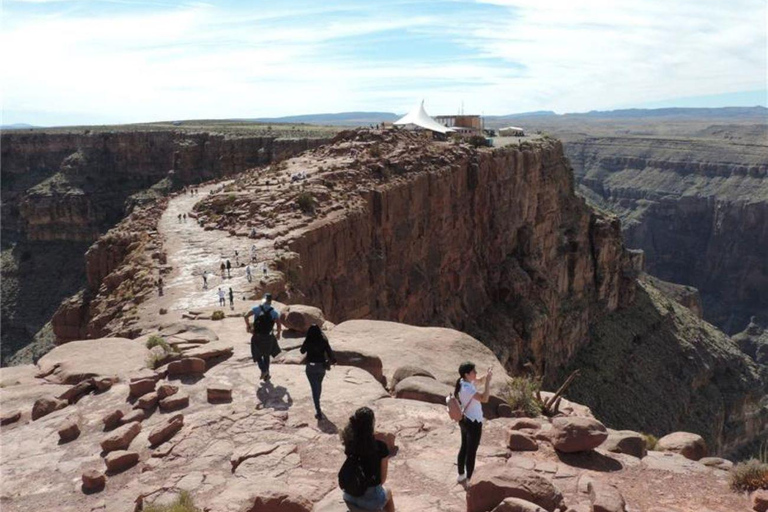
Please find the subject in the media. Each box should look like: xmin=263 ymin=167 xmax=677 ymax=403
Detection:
xmin=467 ymin=135 xmax=491 ymax=148
xmin=146 ymin=335 xmax=171 ymax=352
xmin=211 ymin=310 xmax=226 ymax=321
xmin=296 ymin=192 xmax=315 ymax=213
xmin=642 ymin=433 xmax=659 ymax=451
xmin=369 ymin=143 xmax=382 ymax=158
xmin=730 ymin=459 xmax=768 ymax=491
xmin=143 ymin=491 xmax=202 ymax=512
xmin=502 ymin=376 xmax=542 ymax=417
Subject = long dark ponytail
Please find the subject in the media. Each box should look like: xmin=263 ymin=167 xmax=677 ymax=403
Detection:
xmin=454 ymin=362 xmax=476 ymax=397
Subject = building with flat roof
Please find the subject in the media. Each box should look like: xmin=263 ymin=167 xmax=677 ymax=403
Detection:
xmin=434 ymin=115 xmax=482 ymax=136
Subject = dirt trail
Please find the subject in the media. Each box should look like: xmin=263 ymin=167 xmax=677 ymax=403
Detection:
xmin=139 ymin=184 xmax=274 ymax=316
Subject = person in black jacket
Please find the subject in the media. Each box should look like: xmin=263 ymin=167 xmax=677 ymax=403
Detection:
xmin=300 ymin=324 xmax=336 ymax=419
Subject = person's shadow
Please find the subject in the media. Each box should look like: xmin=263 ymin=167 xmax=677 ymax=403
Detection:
xmin=316 ymin=417 xmax=338 ymax=435
xmin=255 ymin=381 xmax=293 ymax=411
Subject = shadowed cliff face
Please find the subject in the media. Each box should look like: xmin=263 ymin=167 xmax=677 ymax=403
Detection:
xmin=564 ymin=136 xmax=768 ymax=334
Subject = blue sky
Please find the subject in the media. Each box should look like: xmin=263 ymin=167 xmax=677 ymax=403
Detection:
xmin=1 ymin=0 xmax=766 ymax=126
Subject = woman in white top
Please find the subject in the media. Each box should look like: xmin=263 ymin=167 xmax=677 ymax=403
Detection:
xmin=454 ymin=361 xmax=492 ymax=483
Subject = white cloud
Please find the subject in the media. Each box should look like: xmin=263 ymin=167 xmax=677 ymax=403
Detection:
xmin=1 ymin=0 xmax=765 ymax=125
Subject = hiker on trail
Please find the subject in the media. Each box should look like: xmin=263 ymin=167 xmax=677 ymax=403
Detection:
xmin=235 ymin=250 xmax=239 ymax=266
xmin=244 ymin=293 xmax=281 ymax=382
xmin=226 ymin=259 xmax=232 ymax=278
xmin=262 ymin=263 xmax=268 ymax=275
xmin=202 ymin=270 xmax=208 ymax=289
xmin=300 ymin=324 xmax=336 ymax=420
xmin=250 ymin=227 xmax=257 ymax=238
xmin=218 ymin=287 xmax=226 ymax=307
xmin=157 ymin=277 xmax=164 ymax=296
xmin=228 ymin=287 xmax=234 ymax=309
xmin=245 ymin=264 xmax=252 ymax=282
xmin=183 ymin=213 xmax=187 ymax=222
xmin=220 ymin=262 xmax=226 ymax=278
xmin=339 ymin=407 xmax=394 ymax=511
xmin=251 ymin=244 xmax=257 ymax=261
xmin=453 ymin=362 xmax=492 ymax=484
xmin=178 ymin=214 xmax=182 ymax=223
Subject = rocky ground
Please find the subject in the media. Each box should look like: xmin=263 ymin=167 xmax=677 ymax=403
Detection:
xmin=0 ymin=312 xmax=756 ymax=512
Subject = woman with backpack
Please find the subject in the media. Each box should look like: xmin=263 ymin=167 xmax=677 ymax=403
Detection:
xmin=454 ymin=361 xmax=492 ymax=484
xmin=299 ymin=324 xmax=336 ymax=420
xmin=339 ymin=407 xmax=395 ymax=511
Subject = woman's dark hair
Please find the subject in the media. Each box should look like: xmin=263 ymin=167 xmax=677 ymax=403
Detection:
xmin=454 ymin=361 xmax=476 ymax=398
xmin=341 ymin=406 xmax=376 ymax=456
xmin=305 ymin=324 xmax=325 ymax=345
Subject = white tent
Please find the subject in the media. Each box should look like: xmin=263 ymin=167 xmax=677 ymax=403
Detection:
xmin=393 ymin=101 xmax=453 ymax=134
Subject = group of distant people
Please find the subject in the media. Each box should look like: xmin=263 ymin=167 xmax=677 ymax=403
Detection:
xmin=184 ymin=186 xmax=200 ymax=196
xmin=240 ymin=293 xmax=494 ymax=511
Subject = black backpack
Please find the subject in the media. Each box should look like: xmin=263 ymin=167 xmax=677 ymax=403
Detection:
xmin=338 ymin=454 xmax=368 ymax=497
xmin=253 ymin=305 xmax=275 ymax=335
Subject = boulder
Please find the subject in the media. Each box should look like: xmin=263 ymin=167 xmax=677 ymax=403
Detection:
xmin=507 ymin=418 xmax=543 ymax=431
xmin=1 ymin=410 xmax=22 ymax=426
xmin=167 ymin=357 xmax=206 ymax=377
xmin=101 ymin=421 xmax=141 ymax=453
xmin=491 ymin=497 xmax=547 ymax=512
xmin=466 ymin=464 xmax=565 ymax=512
xmin=550 ymin=417 xmax=608 ymax=453
xmin=394 ymin=376 xmax=452 ymax=404
xmin=159 ymin=393 xmax=189 ymax=412
xmin=32 ymin=396 xmax=67 ymax=420
xmin=148 ymin=414 xmax=184 ymax=446
xmin=105 ymin=450 xmax=139 ymax=473
xmin=121 ymin=409 xmax=145 ymax=424
xmin=390 ymin=365 xmax=436 ymax=389
xmin=58 ymin=379 xmax=97 ymax=404
xmin=602 ymin=430 xmax=647 ymax=458
xmin=333 ymin=349 xmax=385 ymax=386
xmin=699 ymin=457 xmax=733 ymax=470
xmin=81 ymin=469 xmax=106 ymax=493
xmin=184 ymin=340 xmax=234 ymax=361
xmin=280 ymin=304 xmax=326 ymax=334
xmin=656 ymin=432 xmax=707 ymax=461
xmin=207 ymin=385 xmax=233 ymax=403
xmin=136 ymin=392 xmax=159 ymax=410
xmin=94 ymin=377 xmax=115 ymax=392
xmin=507 ymin=431 xmax=538 ymax=451
xmin=588 ymin=481 xmax=626 ymax=512
xmin=128 ymin=378 xmax=156 ymax=398
xmin=753 ymin=490 xmax=768 ymax=512
xmin=103 ymin=410 xmax=124 ymax=431
xmin=58 ymin=419 xmax=80 ymax=442
xmin=37 ymin=338 xmax=150 ymax=384
xmin=157 ymin=384 xmax=179 ymax=399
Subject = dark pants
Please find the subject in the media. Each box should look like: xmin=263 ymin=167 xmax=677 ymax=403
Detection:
xmin=256 ymin=355 xmax=270 ymax=375
xmin=305 ymin=363 xmax=326 ymax=414
xmin=250 ymin=334 xmax=272 ymax=376
xmin=458 ymin=418 xmax=483 ymax=479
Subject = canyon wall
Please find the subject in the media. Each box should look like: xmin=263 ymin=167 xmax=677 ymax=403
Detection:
xmin=564 ymin=135 xmax=768 ymax=334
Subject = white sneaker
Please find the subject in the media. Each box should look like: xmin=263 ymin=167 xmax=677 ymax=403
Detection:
xmin=457 ymin=473 xmax=467 ymax=483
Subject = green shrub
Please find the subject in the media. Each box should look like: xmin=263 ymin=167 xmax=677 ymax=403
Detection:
xmin=730 ymin=459 xmax=768 ymax=491
xmin=502 ymin=377 xmax=542 ymax=417
xmin=296 ymin=192 xmax=315 ymax=213
xmin=143 ymin=491 xmax=202 ymax=512
xmin=211 ymin=310 xmax=226 ymax=321
xmin=146 ymin=334 xmax=171 ymax=352
xmin=642 ymin=433 xmax=659 ymax=451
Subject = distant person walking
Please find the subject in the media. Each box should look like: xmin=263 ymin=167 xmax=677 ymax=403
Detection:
xmin=157 ymin=277 xmax=164 ymax=296
xmin=202 ymin=270 xmax=208 ymax=289
xmin=251 ymin=244 xmax=257 ymax=261
xmin=220 ymin=262 xmax=226 ymax=279
xmin=183 ymin=213 xmax=187 ymax=223
xmin=453 ymin=362 xmax=492 ymax=484
xmin=228 ymin=287 xmax=234 ymax=309
xmin=339 ymin=407 xmax=394 ymax=511
xmin=218 ymin=287 xmax=226 ymax=307
xmin=300 ymin=324 xmax=336 ymax=419
xmin=244 ymin=293 xmax=281 ymax=381
xmin=245 ymin=264 xmax=252 ymax=282
xmin=178 ymin=213 xmax=182 ymax=223
xmin=226 ymin=259 xmax=232 ymax=278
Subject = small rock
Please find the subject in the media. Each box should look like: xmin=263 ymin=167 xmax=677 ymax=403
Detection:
xmin=507 ymin=431 xmax=538 ymax=451
xmin=103 ymin=410 xmax=124 ymax=431
xmin=101 ymin=421 xmax=141 ymax=453
xmin=81 ymin=469 xmax=106 ymax=493
xmin=1 ymin=410 xmax=21 ymax=426
xmin=58 ymin=419 xmax=80 ymax=443
xmin=167 ymin=357 xmax=206 ymax=377
xmin=105 ymin=450 xmax=139 ymax=473
xmin=491 ymin=497 xmax=546 ymax=512
xmin=129 ymin=378 xmax=156 ymax=399
xmin=753 ymin=489 xmax=768 ymax=512
xmin=159 ymin=393 xmax=189 ymax=412
xmin=602 ymin=430 xmax=647 ymax=458
xmin=656 ymin=432 xmax=708 ymax=461
xmin=700 ymin=457 xmax=734 ymax=470
xmin=94 ymin=378 xmax=115 ymax=392
xmin=121 ymin=409 xmax=146 ymax=424
xmin=148 ymin=414 xmax=184 ymax=446
xmin=157 ymin=384 xmax=178 ymax=399
xmin=588 ymin=481 xmax=627 ymax=512
xmin=508 ymin=418 xmax=543 ymax=431
xmin=136 ymin=392 xmax=159 ymax=410
xmin=32 ymin=396 xmax=67 ymax=420
xmin=207 ymin=385 xmax=232 ymax=403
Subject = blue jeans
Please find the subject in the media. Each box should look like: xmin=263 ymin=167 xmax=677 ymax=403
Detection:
xmin=343 ymin=485 xmax=388 ymax=510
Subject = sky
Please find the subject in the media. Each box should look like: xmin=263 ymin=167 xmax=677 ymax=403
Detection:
xmin=1 ymin=0 xmax=766 ymax=126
